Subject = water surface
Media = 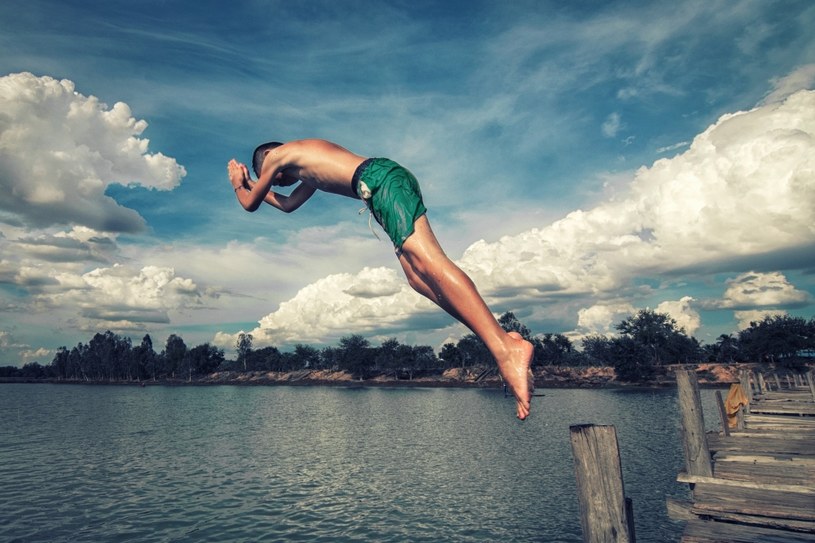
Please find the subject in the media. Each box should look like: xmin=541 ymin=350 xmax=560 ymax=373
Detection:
xmin=0 ymin=383 xmax=722 ymax=542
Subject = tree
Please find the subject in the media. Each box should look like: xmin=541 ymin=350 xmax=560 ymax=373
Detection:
xmin=738 ymin=315 xmax=814 ymax=368
xmin=185 ymin=343 xmax=224 ymax=376
xmin=134 ymin=334 xmax=157 ymax=381
xmin=499 ymin=311 xmax=532 ymax=340
xmin=536 ymin=333 xmax=574 ymax=366
xmin=439 ymin=342 xmax=462 ymax=369
xmin=51 ymin=347 xmax=69 ymax=379
xmin=337 ymin=335 xmax=372 ymax=378
xmin=616 ymin=309 xmax=700 ymax=366
xmin=293 ymin=344 xmax=321 ymax=369
xmin=456 ymin=334 xmax=491 ymax=367
xmin=236 ymin=333 xmax=253 ymax=372
xmin=162 ymin=334 xmax=187 ymax=378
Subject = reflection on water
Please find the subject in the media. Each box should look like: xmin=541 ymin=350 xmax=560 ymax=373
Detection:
xmin=0 ymin=384 xmax=722 ymax=542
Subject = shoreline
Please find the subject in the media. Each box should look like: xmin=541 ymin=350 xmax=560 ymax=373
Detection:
xmin=0 ymin=363 xmax=756 ymax=389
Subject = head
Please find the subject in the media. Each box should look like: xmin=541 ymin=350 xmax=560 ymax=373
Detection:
xmin=252 ymin=141 xmax=284 ymax=177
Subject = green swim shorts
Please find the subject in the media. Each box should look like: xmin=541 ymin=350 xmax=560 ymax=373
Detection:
xmin=352 ymin=157 xmax=427 ymax=252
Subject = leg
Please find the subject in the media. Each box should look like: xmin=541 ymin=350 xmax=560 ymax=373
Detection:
xmin=398 ymin=215 xmax=533 ymax=420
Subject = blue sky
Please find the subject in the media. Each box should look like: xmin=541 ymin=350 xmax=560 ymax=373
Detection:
xmin=1 ymin=0 xmax=814 ymax=365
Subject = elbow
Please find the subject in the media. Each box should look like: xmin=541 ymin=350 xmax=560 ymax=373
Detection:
xmin=244 ymin=202 xmax=261 ymax=213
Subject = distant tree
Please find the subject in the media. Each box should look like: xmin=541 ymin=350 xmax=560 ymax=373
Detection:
xmin=456 ymin=334 xmax=491 ymax=367
xmin=185 ymin=343 xmax=224 ymax=376
xmin=246 ymin=346 xmax=282 ymax=371
xmin=581 ymin=335 xmax=613 ymax=366
xmin=51 ymin=346 xmax=70 ymax=379
xmin=337 ymin=335 xmax=372 ymax=378
xmin=608 ymin=337 xmax=654 ymax=381
xmin=236 ymin=333 xmax=253 ymax=372
xmin=162 ymin=334 xmax=187 ymax=378
xmin=20 ymin=361 xmax=48 ymax=379
xmin=293 ymin=344 xmax=322 ymax=369
xmin=738 ymin=314 xmax=814 ymax=368
xmin=535 ymin=333 xmax=574 ymax=366
xmin=616 ymin=309 xmax=701 ymax=366
xmin=374 ymin=338 xmax=401 ymax=376
xmin=439 ymin=342 xmax=462 ymax=369
xmin=134 ymin=334 xmax=157 ymax=381
xmin=320 ymin=346 xmax=341 ymax=371
xmin=499 ymin=312 xmax=532 ymax=340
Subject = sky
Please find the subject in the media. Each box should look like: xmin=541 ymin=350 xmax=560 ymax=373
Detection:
xmin=1 ymin=0 xmax=814 ymax=366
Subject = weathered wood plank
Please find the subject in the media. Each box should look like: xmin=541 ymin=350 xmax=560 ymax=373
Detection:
xmin=707 ymin=434 xmax=815 ymax=456
xmin=713 ymin=458 xmax=815 ymax=486
xmin=677 ymin=472 xmax=814 ymax=494
xmin=691 ymin=483 xmax=815 ymax=522
xmin=683 ymin=519 xmax=815 ymax=542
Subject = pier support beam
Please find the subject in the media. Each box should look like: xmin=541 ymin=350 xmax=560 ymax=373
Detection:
xmin=570 ymin=424 xmax=635 ymax=543
xmin=675 ymin=370 xmax=713 ymax=478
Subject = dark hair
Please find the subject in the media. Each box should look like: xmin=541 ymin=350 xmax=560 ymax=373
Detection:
xmin=252 ymin=141 xmax=284 ymax=177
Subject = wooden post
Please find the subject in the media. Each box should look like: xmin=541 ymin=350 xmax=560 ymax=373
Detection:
xmin=808 ymin=371 xmax=815 ymax=402
xmin=773 ymin=373 xmax=781 ymax=390
xmin=758 ymin=372 xmax=767 ymax=394
xmin=714 ymin=390 xmax=730 ymax=436
xmin=739 ymin=370 xmax=751 ymax=415
xmin=570 ymin=424 xmax=635 ymax=543
xmin=675 ymin=370 xmax=713 ymax=477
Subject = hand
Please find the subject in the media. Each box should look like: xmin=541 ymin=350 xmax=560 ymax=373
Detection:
xmin=227 ymin=159 xmax=249 ymax=190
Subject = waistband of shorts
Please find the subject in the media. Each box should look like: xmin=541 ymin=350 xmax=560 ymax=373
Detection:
xmin=351 ymin=158 xmax=376 ymax=198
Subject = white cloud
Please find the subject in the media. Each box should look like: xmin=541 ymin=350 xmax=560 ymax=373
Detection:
xmin=734 ymin=309 xmax=787 ymax=331
xmin=219 ymin=88 xmax=815 ymax=346
xmin=37 ymin=264 xmax=214 ymax=332
xmin=575 ymin=302 xmax=636 ymax=336
xmin=602 ymin=112 xmax=623 ymax=137
xmin=216 ymin=266 xmax=437 ymax=348
xmin=718 ymin=271 xmax=810 ymax=309
xmin=761 ymin=64 xmax=815 ymax=105
xmin=656 ymin=296 xmax=701 ymax=336
xmin=0 ymin=72 xmax=186 ymax=232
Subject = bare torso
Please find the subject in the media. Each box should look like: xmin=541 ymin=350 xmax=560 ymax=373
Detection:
xmin=265 ymin=139 xmax=367 ymax=199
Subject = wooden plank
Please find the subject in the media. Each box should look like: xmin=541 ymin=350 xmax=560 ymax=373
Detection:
xmin=713 ymin=459 xmax=815 ymax=487
xmin=691 ymin=483 xmax=815 ymax=522
xmin=677 ymin=472 xmax=815 ymax=494
xmin=707 ymin=434 xmax=815 ymax=456
xmin=683 ymin=519 xmax=815 ymax=542
xmin=714 ymin=452 xmax=815 ymax=466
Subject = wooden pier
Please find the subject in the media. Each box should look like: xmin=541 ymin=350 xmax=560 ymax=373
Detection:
xmin=672 ymin=369 xmax=815 ymax=542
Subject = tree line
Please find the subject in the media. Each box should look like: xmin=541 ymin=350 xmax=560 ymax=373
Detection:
xmin=2 ymin=311 xmax=812 ymax=383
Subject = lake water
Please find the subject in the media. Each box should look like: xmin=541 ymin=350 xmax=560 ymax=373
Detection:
xmin=0 ymin=383 xmax=723 ymax=542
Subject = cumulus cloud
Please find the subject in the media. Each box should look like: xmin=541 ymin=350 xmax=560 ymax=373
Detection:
xmin=656 ymin=296 xmax=701 ymax=336
xmin=734 ymin=309 xmax=787 ymax=330
xmin=36 ymin=264 xmax=214 ymax=332
xmin=575 ymin=302 xmax=636 ymax=337
xmin=215 ymin=267 xmax=437 ymax=348
xmin=0 ymin=72 xmax=186 ymax=232
xmin=718 ymin=271 xmax=810 ymax=309
xmin=761 ymin=64 xmax=815 ymax=105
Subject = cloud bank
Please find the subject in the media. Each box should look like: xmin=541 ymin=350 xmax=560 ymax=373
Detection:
xmin=0 ymin=72 xmax=186 ymax=232
xmin=224 ymin=88 xmax=815 ymax=348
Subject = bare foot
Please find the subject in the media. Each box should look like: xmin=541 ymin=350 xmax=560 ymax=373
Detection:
xmin=497 ymin=332 xmax=534 ymax=420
